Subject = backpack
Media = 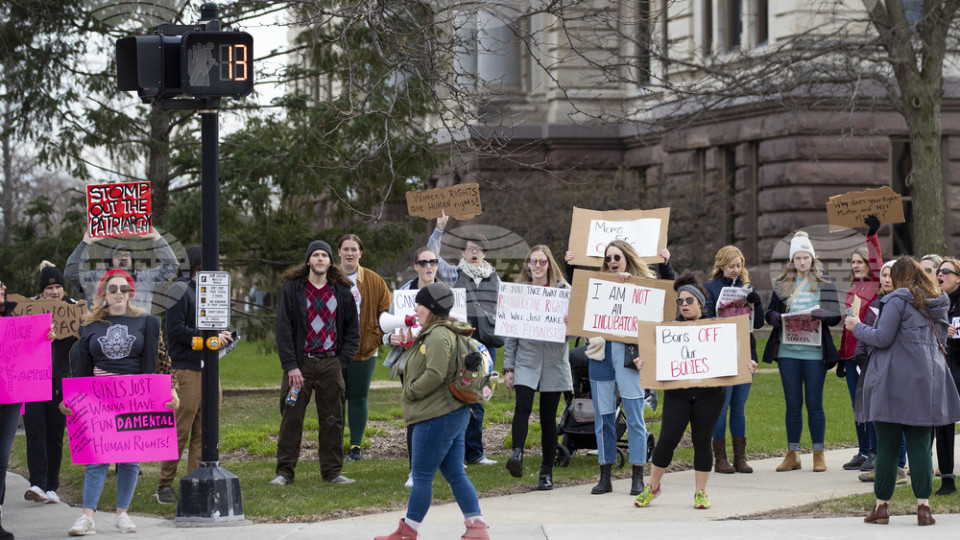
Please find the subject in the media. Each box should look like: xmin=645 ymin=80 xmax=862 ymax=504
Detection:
xmin=448 ymin=334 xmax=498 ymax=404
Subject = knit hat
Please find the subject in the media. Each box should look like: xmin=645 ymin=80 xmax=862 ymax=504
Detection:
xmin=305 ymin=240 xmax=333 ymax=263
xmin=788 ymin=231 xmax=816 ymax=261
xmin=39 ymin=263 xmax=65 ymax=292
xmin=677 ymin=284 xmax=706 ymax=308
xmin=97 ymin=269 xmax=136 ymax=297
xmin=881 ymin=259 xmax=895 ymax=274
xmin=673 ymin=270 xmax=706 ymax=309
xmin=416 ymin=282 xmax=455 ymax=315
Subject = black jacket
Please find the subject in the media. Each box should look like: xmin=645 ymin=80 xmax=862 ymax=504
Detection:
xmin=276 ymin=277 xmax=360 ymax=372
xmin=166 ymin=276 xmax=202 ymax=370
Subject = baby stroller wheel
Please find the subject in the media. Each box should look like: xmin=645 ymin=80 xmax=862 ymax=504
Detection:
xmin=616 ymin=448 xmax=626 ymax=469
xmin=555 ymin=444 xmax=572 ymax=468
xmin=646 ymin=433 xmax=656 ymax=463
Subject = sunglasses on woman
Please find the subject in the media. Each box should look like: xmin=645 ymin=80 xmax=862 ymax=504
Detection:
xmin=938 ymin=268 xmax=959 ymax=276
xmin=604 ymin=254 xmax=622 ymax=263
xmin=528 ymin=258 xmax=549 ymax=267
xmin=675 ymin=297 xmax=698 ymax=306
xmin=106 ymin=284 xmax=132 ymax=294
xmin=415 ymin=259 xmax=439 ymax=267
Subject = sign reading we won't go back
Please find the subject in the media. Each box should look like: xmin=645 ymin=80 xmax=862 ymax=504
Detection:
xmin=86 ymin=182 xmax=152 ymax=238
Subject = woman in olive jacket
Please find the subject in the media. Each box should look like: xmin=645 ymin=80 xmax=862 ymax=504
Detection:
xmin=377 ymin=282 xmax=488 ymax=540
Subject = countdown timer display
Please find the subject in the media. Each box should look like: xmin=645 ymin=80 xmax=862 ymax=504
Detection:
xmin=181 ymin=31 xmax=254 ymax=97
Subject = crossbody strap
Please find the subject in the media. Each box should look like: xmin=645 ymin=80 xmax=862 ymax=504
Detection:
xmin=924 ymin=307 xmax=949 ymax=359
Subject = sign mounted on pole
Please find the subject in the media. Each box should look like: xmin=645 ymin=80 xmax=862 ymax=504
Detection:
xmin=195 ymin=271 xmax=231 ymax=330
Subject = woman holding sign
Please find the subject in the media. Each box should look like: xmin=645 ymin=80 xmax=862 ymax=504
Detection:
xmin=65 ymin=269 xmax=160 ymax=536
xmin=763 ymin=231 xmax=841 ymax=473
xmin=634 ymin=272 xmax=753 ymax=509
xmin=702 ymin=246 xmax=764 ymax=474
xmin=846 ymin=257 xmax=960 ymax=526
xmin=503 ymin=245 xmax=572 ymax=490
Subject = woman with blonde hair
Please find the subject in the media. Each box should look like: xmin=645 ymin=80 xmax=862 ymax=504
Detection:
xmin=503 ymin=245 xmax=572 ymax=490
xmin=66 ymin=269 xmax=161 ymax=536
xmin=763 ymin=231 xmax=841 ymax=473
xmin=847 ymin=257 xmax=960 ymax=526
xmin=702 ymin=245 xmax=764 ymax=474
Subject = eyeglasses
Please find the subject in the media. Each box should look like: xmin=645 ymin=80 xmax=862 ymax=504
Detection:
xmin=106 ymin=284 xmax=132 ymax=294
xmin=528 ymin=258 xmax=549 ymax=267
xmin=604 ymin=254 xmax=622 ymax=263
xmin=465 ymin=246 xmax=484 ymax=253
xmin=415 ymin=259 xmax=439 ymax=268
xmin=938 ymin=268 xmax=959 ymax=276
xmin=675 ymin=297 xmax=698 ymax=306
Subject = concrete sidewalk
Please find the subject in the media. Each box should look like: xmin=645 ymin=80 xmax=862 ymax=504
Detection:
xmin=4 ymin=445 xmax=957 ymax=539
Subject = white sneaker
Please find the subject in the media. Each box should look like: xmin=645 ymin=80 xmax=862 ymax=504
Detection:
xmin=469 ymin=456 xmax=497 ymax=466
xmin=24 ymin=485 xmax=48 ymax=503
xmin=269 ymin=475 xmax=289 ymax=486
xmin=68 ymin=515 xmax=96 ymax=536
xmin=45 ymin=490 xmax=60 ymax=504
xmin=114 ymin=512 xmax=137 ymax=533
xmin=404 ymin=472 xmax=413 ymax=488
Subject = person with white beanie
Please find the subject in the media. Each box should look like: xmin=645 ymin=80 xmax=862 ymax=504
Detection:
xmin=762 ymin=231 xmax=842 ymax=473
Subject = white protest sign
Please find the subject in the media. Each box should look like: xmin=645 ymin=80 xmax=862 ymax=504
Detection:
xmin=493 ymin=283 xmax=569 ymax=343
xmin=582 ymin=278 xmax=667 ymax=339
xmin=655 ymin=322 xmax=739 ymax=381
xmin=782 ymin=307 xmax=822 ymax=346
xmin=585 ymin=218 xmax=661 ymax=258
xmin=392 ymin=288 xmax=467 ymax=324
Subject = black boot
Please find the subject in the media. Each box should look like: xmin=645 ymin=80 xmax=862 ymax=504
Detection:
xmin=506 ymin=448 xmax=524 ymax=478
xmin=630 ymin=464 xmax=645 ymax=496
xmin=0 ymin=507 xmax=12 ymax=540
xmin=537 ymin=465 xmax=553 ymax=491
xmin=935 ymin=476 xmax=957 ymax=496
xmin=591 ymin=464 xmax=613 ymax=494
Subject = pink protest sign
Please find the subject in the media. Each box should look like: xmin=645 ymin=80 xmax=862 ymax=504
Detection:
xmin=0 ymin=313 xmax=53 ymax=404
xmin=63 ymin=374 xmax=178 ymax=464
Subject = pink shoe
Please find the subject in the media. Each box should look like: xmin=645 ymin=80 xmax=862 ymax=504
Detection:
xmin=461 ymin=517 xmax=490 ymax=540
xmin=375 ymin=519 xmax=419 ymax=540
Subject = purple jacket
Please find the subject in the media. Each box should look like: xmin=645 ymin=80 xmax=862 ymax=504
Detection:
xmin=853 ymin=289 xmax=960 ymax=426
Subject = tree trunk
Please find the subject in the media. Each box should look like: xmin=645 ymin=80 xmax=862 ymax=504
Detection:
xmin=905 ymin=95 xmax=946 ymax=257
xmin=147 ymin=101 xmax=173 ymax=224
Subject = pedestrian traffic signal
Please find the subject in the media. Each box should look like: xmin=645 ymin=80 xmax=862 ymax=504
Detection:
xmin=116 ymin=35 xmax=183 ymax=102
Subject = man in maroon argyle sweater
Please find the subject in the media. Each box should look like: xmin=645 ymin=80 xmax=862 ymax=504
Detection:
xmin=272 ymin=240 xmax=360 ymax=485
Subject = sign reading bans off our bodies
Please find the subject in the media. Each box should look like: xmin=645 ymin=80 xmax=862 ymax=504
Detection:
xmin=86 ymin=181 xmax=152 ymax=238
xmin=566 ymin=270 xmax=676 ymax=343
xmin=566 ymin=207 xmax=670 ymax=267
xmin=406 ymin=183 xmax=482 ymax=219
xmin=638 ymin=315 xmax=753 ymax=390
xmin=63 ymin=374 xmax=179 ymax=464
xmin=493 ymin=283 xmax=570 ymax=343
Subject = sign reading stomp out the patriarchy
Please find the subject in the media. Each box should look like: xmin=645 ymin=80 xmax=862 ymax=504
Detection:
xmin=63 ymin=374 xmax=178 ymax=464
xmin=86 ymin=181 xmax=152 ymax=238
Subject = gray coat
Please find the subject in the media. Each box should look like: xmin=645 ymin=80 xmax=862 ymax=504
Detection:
xmin=502 ymin=283 xmax=573 ymax=393
xmin=853 ymin=289 xmax=960 ymax=426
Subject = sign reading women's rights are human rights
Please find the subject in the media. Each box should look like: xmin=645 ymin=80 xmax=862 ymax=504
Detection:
xmin=566 ymin=270 xmax=676 ymax=343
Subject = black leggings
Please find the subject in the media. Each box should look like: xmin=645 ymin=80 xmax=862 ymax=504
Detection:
xmin=512 ymin=385 xmax=562 ymax=469
xmin=652 ymin=387 xmax=726 ymax=472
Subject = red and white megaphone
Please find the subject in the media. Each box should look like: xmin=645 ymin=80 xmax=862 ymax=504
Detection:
xmin=379 ymin=312 xmax=418 ymax=333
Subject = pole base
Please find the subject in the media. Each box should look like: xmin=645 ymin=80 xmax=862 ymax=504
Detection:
xmin=175 ymin=461 xmax=244 ymax=523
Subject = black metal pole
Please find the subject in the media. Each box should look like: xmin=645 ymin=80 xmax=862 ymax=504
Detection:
xmin=199 ymin=102 xmax=220 ymax=463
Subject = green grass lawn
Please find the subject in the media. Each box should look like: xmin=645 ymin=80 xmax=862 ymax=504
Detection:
xmin=10 ymin=337 xmax=960 ymax=521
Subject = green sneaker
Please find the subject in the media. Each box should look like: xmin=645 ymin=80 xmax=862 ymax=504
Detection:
xmin=633 ymin=484 xmax=660 ymax=507
xmin=694 ymin=489 xmax=711 ymax=509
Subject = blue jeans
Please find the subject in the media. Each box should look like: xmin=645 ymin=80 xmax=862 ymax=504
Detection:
xmin=408 ymin=407 xmax=481 ymax=523
xmin=83 ymin=463 xmax=140 ymax=510
xmin=0 ymin=404 xmax=21 ymax=505
xmin=589 ymin=343 xmax=647 ymax=466
xmin=777 ymin=357 xmax=826 ymax=450
xmin=844 ymin=364 xmax=877 ymax=456
xmin=712 ymin=381 xmax=752 ymax=439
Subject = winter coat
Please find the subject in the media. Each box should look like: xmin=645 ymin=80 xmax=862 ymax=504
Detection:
xmin=275 ymin=277 xmax=360 ymax=372
xmin=839 ymin=233 xmax=882 ymax=360
xmin=71 ymin=314 xmax=160 ymax=376
xmin=703 ymin=275 xmax=765 ymax=362
xmin=349 ymin=266 xmax=392 ymax=362
xmin=502 ymin=282 xmax=573 ymax=393
xmin=852 ymin=289 xmax=960 ymax=426
xmin=762 ymin=278 xmax=841 ymax=365
xmin=401 ymin=320 xmax=470 ymax=426
xmin=165 ymin=276 xmax=203 ymax=370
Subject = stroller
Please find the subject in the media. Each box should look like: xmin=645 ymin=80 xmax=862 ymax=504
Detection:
xmin=555 ymin=342 xmax=655 ymax=468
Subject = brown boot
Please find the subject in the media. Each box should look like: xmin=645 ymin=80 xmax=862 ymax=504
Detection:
xmin=918 ymin=504 xmax=936 ymax=526
xmin=864 ymin=502 xmax=889 ymax=524
xmin=732 ymin=437 xmax=753 ymax=473
xmin=813 ymin=450 xmax=827 ymax=472
xmin=713 ymin=439 xmax=735 ymax=474
xmin=776 ymin=451 xmax=801 ymax=472
xmin=375 ymin=518 xmax=419 ymax=540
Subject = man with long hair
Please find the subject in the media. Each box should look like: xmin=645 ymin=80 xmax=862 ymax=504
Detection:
xmin=271 ymin=241 xmax=360 ymax=486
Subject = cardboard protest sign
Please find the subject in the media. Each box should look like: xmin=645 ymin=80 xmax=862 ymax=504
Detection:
xmin=781 ymin=309 xmax=822 ymax=346
xmin=406 ymin=183 xmax=482 ymax=219
xmin=8 ymin=294 xmax=88 ymax=339
xmin=567 ymin=207 xmax=670 ymax=267
xmin=639 ymin=315 xmax=752 ymax=390
xmin=63 ymin=374 xmax=178 ymax=464
xmin=567 ymin=269 xmax=676 ymax=343
xmin=86 ymin=181 xmax=152 ymax=238
xmin=392 ymin=288 xmax=467 ymax=325
xmin=715 ymin=287 xmax=754 ymax=329
xmin=493 ymin=283 xmax=569 ymax=343
xmin=826 ymin=186 xmax=905 ymax=232
xmin=0 ymin=313 xmax=53 ymax=404
xmin=850 ymin=295 xmax=862 ymax=320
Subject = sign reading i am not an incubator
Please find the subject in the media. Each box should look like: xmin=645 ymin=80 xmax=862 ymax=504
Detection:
xmin=196 ymin=271 xmax=231 ymax=330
